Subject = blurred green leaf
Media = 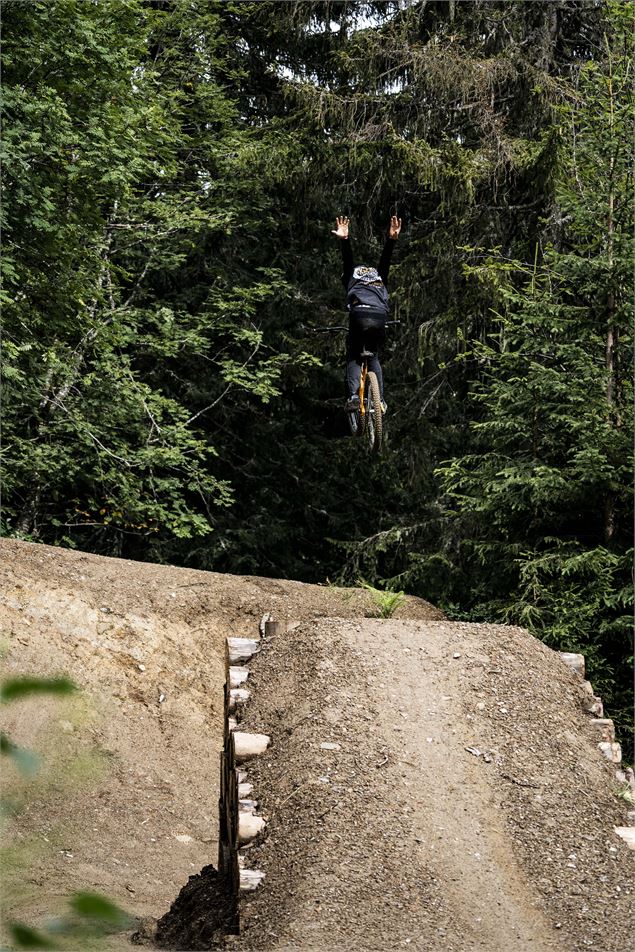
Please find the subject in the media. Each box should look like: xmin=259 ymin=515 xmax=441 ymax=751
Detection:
xmin=8 ymin=923 xmax=57 ymax=949
xmin=69 ymin=892 xmax=131 ymax=927
xmin=0 ymin=677 xmax=77 ymax=703
xmin=0 ymin=733 xmax=40 ymax=775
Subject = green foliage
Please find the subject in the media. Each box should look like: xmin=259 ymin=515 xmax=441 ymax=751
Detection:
xmin=358 ymin=580 xmax=406 ymax=619
xmin=0 ymin=735 xmax=40 ymax=777
xmin=7 ymin=923 xmax=57 ymax=950
xmin=6 ymin=890 xmax=132 ymax=950
xmin=427 ymin=1 xmax=634 ymax=755
xmin=2 ymin=0 xmax=631 ymax=757
xmin=616 ymin=783 xmax=634 ymax=805
xmin=0 ymin=676 xmax=77 ymax=776
xmin=1 ymin=0 xmax=293 ymax=553
xmin=0 ymin=675 xmax=131 ymax=947
xmin=68 ymin=892 xmax=131 ymax=929
xmin=0 ymin=677 xmax=76 ymax=704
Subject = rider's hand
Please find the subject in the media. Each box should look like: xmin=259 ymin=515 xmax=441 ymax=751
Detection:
xmin=389 ymin=214 xmax=402 ymax=239
xmin=332 ymin=215 xmax=349 ymax=239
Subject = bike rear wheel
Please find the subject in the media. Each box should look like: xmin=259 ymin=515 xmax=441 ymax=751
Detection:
xmin=365 ymin=371 xmax=383 ymax=453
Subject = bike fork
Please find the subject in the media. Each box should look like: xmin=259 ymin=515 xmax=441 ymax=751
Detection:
xmin=358 ymin=364 xmax=367 ymax=418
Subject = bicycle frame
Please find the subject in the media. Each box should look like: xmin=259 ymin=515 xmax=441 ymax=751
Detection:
xmin=358 ymin=360 xmax=369 ymax=418
xmin=311 ymin=318 xmax=400 ymax=420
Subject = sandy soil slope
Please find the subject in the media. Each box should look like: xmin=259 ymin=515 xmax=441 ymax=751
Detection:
xmin=1 ymin=540 xmax=632 ymax=952
xmin=0 ymin=539 xmax=440 ymax=949
xmin=234 ymin=618 xmax=634 ymax=952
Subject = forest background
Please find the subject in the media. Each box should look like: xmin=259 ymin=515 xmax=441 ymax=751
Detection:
xmin=2 ymin=0 xmax=633 ymax=756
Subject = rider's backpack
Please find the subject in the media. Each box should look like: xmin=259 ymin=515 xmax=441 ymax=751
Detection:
xmin=346 ymin=266 xmax=389 ymax=313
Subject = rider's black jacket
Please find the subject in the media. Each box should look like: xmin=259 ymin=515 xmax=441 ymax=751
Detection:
xmin=339 ymin=234 xmax=397 ymax=318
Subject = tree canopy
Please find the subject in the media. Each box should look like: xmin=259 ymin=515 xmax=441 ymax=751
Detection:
xmin=2 ymin=0 xmax=632 ymax=753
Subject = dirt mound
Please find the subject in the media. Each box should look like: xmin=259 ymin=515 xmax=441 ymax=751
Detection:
xmin=1 ymin=540 xmax=632 ymax=951
xmin=0 ymin=539 xmax=440 ymax=948
xmin=232 ymin=618 xmax=634 ymax=952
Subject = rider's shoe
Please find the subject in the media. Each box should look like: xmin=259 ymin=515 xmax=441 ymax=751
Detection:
xmin=380 ymin=400 xmax=387 ymax=413
xmin=346 ymin=394 xmax=360 ymax=410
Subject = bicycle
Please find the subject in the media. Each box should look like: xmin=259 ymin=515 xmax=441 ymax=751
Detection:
xmin=314 ymin=320 xmax=400 ymax=455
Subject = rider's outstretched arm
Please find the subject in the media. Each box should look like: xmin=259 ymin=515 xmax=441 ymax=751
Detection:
xmin=333 ymin=215 xmax=354 ymax=287
xmin=377 ymin=214 xmax=402 ymax=283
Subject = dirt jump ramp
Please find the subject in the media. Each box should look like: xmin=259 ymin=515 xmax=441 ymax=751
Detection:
xmin=218 ymin=616 xmax=633 ymax=952
xmin=1 ymin=541 xmax=632 ymax=951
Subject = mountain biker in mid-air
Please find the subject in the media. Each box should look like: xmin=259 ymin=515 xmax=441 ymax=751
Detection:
xmin=332 ymin=213 xmax=401 ymax=412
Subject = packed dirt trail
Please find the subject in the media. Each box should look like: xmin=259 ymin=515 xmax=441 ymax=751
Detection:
xmin=233 ymin=618 xmax=633 ymax=952
xmin=1 ymin=540 xmax=632 ymax=952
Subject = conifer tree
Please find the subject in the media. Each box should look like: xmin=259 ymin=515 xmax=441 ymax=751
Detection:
xmin=423 ymin=0 xmax=633 ymax=751
xmin=4 ymin=0 xmax=630 ymax=754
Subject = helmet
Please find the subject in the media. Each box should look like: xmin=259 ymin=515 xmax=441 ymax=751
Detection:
xmin=353 ymin=266 xmax=381 ymax=284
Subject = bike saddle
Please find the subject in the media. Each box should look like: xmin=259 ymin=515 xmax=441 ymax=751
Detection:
xmin=360 ymin=349 xmax=374 ymax=358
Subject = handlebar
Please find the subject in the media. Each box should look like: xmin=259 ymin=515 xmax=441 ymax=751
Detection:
xmin=311 ymin=320 xmax=402 ymax=333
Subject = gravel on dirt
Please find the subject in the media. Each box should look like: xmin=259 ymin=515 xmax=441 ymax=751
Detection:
xmin=231 ymin=617 xmax=634 ymax=952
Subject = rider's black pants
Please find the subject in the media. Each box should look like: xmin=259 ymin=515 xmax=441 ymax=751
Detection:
xmin=346 ymin=307 xmax=387 ymax=400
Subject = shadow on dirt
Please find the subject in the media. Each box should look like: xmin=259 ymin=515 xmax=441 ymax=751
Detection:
xmin=133 ymin=864 xmax=234 ymax=950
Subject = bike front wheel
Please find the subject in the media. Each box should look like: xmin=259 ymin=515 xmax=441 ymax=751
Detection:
xmin=364 ymin=371 xmax=383 ymax=453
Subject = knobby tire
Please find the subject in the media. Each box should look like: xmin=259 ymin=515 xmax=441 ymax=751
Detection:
xmin=365 ymin=371 xmax=383 ymax=453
